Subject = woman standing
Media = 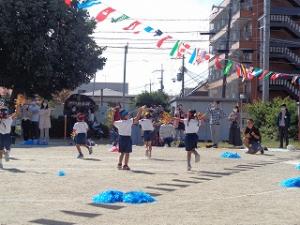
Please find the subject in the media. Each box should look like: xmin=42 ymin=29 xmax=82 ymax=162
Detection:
xmin=39 ymin=100 xmax=51 ymax=145
xmin=277 ymin=104 xmax=291 ymax=149
xmin=228 ymin=106 xmax=242 ymax=147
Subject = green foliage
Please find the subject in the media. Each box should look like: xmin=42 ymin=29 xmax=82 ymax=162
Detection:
xmin=246 ymin=97 xmax=298 ymax=140
xmin=134 ymin=91 xmax=169 ymax=108
xmin=0 ymin=0 xmax=106 ymax=98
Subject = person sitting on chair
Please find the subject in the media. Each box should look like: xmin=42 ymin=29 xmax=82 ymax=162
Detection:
xmin=243 ymin=119 xmax=264 ymax=154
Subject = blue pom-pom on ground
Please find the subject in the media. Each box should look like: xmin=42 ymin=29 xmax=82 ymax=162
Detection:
xmin=281 ymin=177 xmax=300 ymax=188
xmin=57 ymin=170 xmax=66 ymax=176
xmin=221 ymin=152 xmax=241 ymax=159
xmin=295 ymin=164 xmax=300 ymax=170
xmin=92 ymin=190 xmax=124 ymax=204
xmin=123 ymin=191 xmax=156 ymax=204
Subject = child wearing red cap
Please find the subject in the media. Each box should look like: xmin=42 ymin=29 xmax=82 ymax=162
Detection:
xmin=73 ymin=113 xmax=92 ymax=158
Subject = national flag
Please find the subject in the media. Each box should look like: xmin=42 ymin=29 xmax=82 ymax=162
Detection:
xmin=223 ymin=60 xmax=233 ymax=76
xmin=144 ymin=26 xmax=154 ymax=33
xmin=236 ymin=64 xmax=241 ymax=77
xmin=65 ymin=0 xmax=72 ymax=6
xmin=177 ymin=43 xmax=191 ymax=58
xmin=214 ymin=55 xmax=222 ymax=70
xmin=157 ymin=35 xmax=172 ymax=48
xmin=291 ymin=75 xmax=299 ymax=84
xmin=154 ymin=29 xmax=163 ymax=36
xmin=170 ymin=40 xmax=180 ymax=57
xmin=123 ymin=21 xmax=141 ymax=33
xmin=270 ymin=73 xmax=281 ymax=80
xmin=77 ymin=0 xmax=102 ymax=9
xmin=96 ymin=7 xmax=116 ymax=22
xmin=188 ymin=49 xmax=197 ymax=64
xmin=111 ymin=14 xmax=129 ymax=23
xmin=241 ymin=64 xmax=247 ymax=77
xmin=251 ymin=68 xmax=263 ymax=77
xmin=263 ymin=71 xmax=274 ymax=80
xmin=258 ymin=70 xmax=269 ymax=80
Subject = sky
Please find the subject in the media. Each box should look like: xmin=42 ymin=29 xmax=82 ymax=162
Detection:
xmin=88 ymin=0 xmax=223 ymax=95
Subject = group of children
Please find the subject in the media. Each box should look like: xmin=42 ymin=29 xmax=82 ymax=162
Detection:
xmin=1 ymin=102 xmax=264 ymax=171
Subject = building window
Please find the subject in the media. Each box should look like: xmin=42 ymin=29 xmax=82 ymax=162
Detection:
xmin=241 ymin=0 xmax=253 ymax=10
xmin=242 ymin=52 xmax=253 ymax=62
xmin=241 ymin=22 xmax=252 ymax=40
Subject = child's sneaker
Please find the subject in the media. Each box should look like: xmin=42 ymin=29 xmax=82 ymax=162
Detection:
xmin=77 ymin=153 xmax=84 ymax=159
xmin=195 ymin=154 xmax=200 ymax=163
xmin=88 ymin=146 xmax=93 ymax=155
xmin=117 ymin=163 xmax=122 ymax=170
xmin=123 ymin=165 xmax=131 ymax=170
xmin=4 ymin=150 xmax=10 ymax=162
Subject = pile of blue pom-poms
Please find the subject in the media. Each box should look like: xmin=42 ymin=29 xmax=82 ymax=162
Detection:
xmin=295 ymin=164 xmax=300 ymax=170
xmin=123 ymin=191 xmax=155 ymax=204
xmin=280 ymin=177 xmax=300 ymax=188
xmin=221 ymin=152 xmax=241 ymax=159
xmin=57 ymin=170 xmax=66 ymax=176
xmin=92 ymin=190 xmax=156 ymax=204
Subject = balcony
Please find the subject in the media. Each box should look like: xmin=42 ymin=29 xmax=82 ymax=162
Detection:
xmin=270 ymin=47 xmax=300 ymax=68
xmin=270 ymin=38 xmax=300 ymax=48
xmin=270 ymin=15 xmax=300 ymax=37
xmin=269 ymin=78 xmax=299 ymax=100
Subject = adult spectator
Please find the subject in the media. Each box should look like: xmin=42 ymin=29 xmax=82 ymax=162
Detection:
xmin=174 ymin=104 xmax=185 ymax=147
xmin=159 ymin=122 xmax=176 ymax=147
xmin=277 ymin=104 xmax=291 ymax=149
xmin=28 ymin=99 xmax=40 ymax=141
xmin=228 ymin=106 xmax=242 ymax=147
xmin=243 ymin=119 xmax=264 ymax=154
xmin=206 ymin=101 xmax=225 ymax=148
xmin=39 ymin=100 xmax=51 ymax=144
xmin=20 ymin=100 xmax=32 ymax=141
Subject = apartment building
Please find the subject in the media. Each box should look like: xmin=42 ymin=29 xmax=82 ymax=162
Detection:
xmin=208 ymin=0 xmax=300 ymax=102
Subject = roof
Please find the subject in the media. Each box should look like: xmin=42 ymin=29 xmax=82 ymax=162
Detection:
xmin=83 ymin=88 xmax=134 ymax=97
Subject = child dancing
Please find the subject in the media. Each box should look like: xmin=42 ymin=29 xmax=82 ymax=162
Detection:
xmin=139 ymin=112 xmax=154 ymax=158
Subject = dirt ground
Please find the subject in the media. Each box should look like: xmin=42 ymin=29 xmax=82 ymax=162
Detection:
xmin=0 ymin=143 xmax=300 ymax=225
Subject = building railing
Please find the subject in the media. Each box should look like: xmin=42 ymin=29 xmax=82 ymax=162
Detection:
xmin=270 ymin=47 xmax=300 ymax=65
xmin=270 ymin=15 xmax=300 ymax=36
xmin=270 ymin=78 xmax=300 ymax=98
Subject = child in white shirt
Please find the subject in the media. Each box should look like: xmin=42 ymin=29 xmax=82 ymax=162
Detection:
xmin=139 ymin=113 xmax=154 ymax=158
xmin=178 ymin=109 xmax=202 ymax=171
xmin=0 ymin=107 xmax=17 ymax=169
xmin=113 ymin=106 xmax=144 ymax=170
xmin=73 ymin=114 xmax=92 ymax=159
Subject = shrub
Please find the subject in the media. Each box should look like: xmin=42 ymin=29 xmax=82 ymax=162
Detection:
xmin=246 ymin=97 xmax=298 ymax=140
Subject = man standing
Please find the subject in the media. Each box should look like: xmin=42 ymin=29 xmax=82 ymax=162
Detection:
xmin=277 ymin=104 xmax=291 ymax=149
xmin=206 ymin=101 xmax=225 ymax=148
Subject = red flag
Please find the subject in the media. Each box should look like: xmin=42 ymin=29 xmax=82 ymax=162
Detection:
xmin=65 ymin=0 xmax=72 ymax=6
xmin=123 ymin=21 xmax=141 ymax=31
xmin=177 ymin=43 xmax=191 ymax=58
xmin=236 ymin=64 xmax=241 ymax=77
xmin=96 ymin=7 xmax=116 ymax=22
xmin=214 ymin=55 xmax=222 ymax=70
xmin=205 ymin=54 xmax=211 ymax=60
xmin=271 ymin=73 xmax=281 ymax=80
xmin=259 ymin=70 xmax=269 ymax=80
xmin=157 ymin=35 xmax=172 ymax=48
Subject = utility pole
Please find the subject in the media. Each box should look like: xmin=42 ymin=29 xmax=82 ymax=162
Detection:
xmin=262 ymin=0 xmax=270 ymax=102
xmin=181 ymin=55 xmax=185 ymax=97
xmin=122 ymin=44 xmax=128 ymax=104
xmin=221 ymin=0 xmax=233 ymax=98
xmin=152 ymin=64 xmax=164 ymax=92
xmin=150 ymin=80 xmax=152 ymax=93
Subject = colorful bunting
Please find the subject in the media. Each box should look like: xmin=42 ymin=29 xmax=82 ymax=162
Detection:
xmin=252 ymin=68 xmax=263 ymax=77
xmin=270 ymin=73 xmax=281 ymax=80
xmin=241 ymin=64 xmax=247 ymax=77
xmin=96 ymin=7 xmax=116 ymax=22
xmin=170 ymin=41 xmax=180 ymax=57
xmin=77 ymin=0 xmax=102 ymax=9
xmin=111 ymin=14 xmax=130 ymax=23
xmin=223 ymin=60 xmax=233 ymax=76
xmin=215 ymin=55 xmax=222 ymax=70
xmin=177 ymin=43 xmax=191 ymax=58
xmin=157 ymin=35 xmax=172 ymax=48
xmin=291 ymin=75 xmax=299 ymax=84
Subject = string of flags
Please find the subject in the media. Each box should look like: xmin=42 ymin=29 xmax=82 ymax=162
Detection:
xmin=65 ymin=0 xmax=299 ymax=82
xmin=64 ymin=0 xmax=211 ymax=65
xmin=216 ymin=56 xmax=300 ymax=83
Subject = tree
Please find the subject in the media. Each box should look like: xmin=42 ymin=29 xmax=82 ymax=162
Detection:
xmin=0 ymin=0 xmax=106 ymax=100
xmin=134 ymin=91 xmax=169 ymax=108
